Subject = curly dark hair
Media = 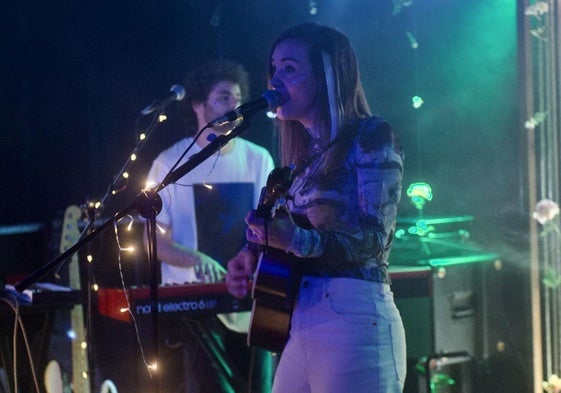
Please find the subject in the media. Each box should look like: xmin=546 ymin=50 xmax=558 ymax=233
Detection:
xmin=178 ymin=59 xmax=250 ymax=136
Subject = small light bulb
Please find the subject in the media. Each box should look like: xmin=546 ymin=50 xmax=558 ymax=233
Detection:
xmin=139 ymin=133 xmax=146 ymax=140
xmin=406 ymin=31 xmax=418 ymax=49
xmin=309 ymin=0 xmax=318 ymax=15
xmin=87 ymin=254 xmax=93 ymax=262
xmin=412 ymin=96 xmax=424 ymax=109
xmin=131 ymin=153 xmax=137 ymax=161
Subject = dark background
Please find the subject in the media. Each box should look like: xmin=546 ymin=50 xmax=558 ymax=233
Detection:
xmin=1 ymin=0 xmax=521 ymax=231
xmin=1 ymin=0 xmax=533 ymax=392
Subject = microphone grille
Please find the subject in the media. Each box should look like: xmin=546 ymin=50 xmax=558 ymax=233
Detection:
xmin=170 ymin=84 xmax=186 ymax=101
xmin=262 ymin=90 xmax=289 ymax=109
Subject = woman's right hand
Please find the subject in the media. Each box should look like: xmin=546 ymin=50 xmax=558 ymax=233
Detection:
xmin=225 ymin=247 xmax=256 ymax=298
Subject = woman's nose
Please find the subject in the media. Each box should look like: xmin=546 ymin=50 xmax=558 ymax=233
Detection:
xmin=270 ymin=73 xmax=284 ymax=89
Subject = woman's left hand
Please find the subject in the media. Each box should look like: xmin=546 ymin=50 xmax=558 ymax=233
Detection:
xmin=245 ymin=208 xmax=296 ymax=250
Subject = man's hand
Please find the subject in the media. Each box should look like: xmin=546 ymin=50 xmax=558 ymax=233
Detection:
xmin=194 ymin=252 xmax=226 ymax=283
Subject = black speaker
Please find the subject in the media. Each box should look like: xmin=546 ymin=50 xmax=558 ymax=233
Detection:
xmin=414 ymin=353 xmax=474 ymax=393
xmin=0 ymin=222 xmax=50 ymax=287
xmin=390 ymin=252 xmax=503 ymax=393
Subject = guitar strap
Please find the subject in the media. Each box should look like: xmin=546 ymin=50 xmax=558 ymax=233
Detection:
xmin=255 ymin=121 xmax=360 ymax=255
xmin=289 ymin=120 xmax=359 ymax=183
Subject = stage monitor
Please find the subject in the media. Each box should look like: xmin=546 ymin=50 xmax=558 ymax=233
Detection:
xmin=0 ymin=222 xmax=49 ymax=289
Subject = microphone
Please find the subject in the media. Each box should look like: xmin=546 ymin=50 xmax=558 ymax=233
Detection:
xmin=141 ymin=84 xmax=186 ymax=115
xmin=207 ymin=90 xmax=288 ymax=127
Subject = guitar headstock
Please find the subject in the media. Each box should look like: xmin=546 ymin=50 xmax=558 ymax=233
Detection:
xmin=60 ymin=205 xmax=83 ymax=254
xmin=256 ymin=166 xmax=293 ymax=221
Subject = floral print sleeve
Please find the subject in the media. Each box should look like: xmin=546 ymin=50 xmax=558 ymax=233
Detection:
xmin=287 ymin=117 xmax=403 ymax=280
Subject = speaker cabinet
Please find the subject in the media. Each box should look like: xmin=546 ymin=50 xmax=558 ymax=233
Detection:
xmin=414 ymin=354 xmax=474 ymax=393
xmin=389 ymin=253 xmax=503 ymax=393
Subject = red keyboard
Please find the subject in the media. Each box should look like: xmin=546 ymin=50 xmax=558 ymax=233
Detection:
xmin=97 ymin=282 xmax=251 ymax=322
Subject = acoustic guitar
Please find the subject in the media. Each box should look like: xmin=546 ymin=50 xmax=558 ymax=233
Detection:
xmin=247 ymin=167 xmax=301 ymax=354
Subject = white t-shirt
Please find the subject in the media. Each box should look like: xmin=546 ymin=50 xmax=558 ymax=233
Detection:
xmin=146 ymin=136 xmax=274 ymax=332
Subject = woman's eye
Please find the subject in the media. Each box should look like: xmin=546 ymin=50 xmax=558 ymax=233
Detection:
xmin=285 ymin=65 xmax=296 ymax=74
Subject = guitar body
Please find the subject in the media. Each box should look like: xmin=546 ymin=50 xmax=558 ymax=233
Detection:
xmin=247 ymin=248 xmax=299 ymax=353
xmin=60 ymin=205 xmax=90 ymax=393
xmin=46 ymin=206 xmax=119 ymax=393
xmin=247 ymin=166 xmax=311 ymax=353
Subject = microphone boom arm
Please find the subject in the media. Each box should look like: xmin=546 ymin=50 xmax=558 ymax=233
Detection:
xmin=157 ymin=121 xmax=251 ymax=191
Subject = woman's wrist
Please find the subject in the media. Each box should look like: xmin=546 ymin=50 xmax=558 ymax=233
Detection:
xmin=287 ymin=227 xmax=323 ymax=258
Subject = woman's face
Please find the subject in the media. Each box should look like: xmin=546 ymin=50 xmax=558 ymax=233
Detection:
xmin=270 ymin=39 xmax=321 ymax=129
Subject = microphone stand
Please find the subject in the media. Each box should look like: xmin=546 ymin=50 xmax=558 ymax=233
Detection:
xmin=49 ymin=109 xmax=166 ymax=392
xmin=15 ymin=119 xmax=252 ymax=393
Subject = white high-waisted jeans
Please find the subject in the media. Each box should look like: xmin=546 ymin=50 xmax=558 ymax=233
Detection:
xmin=272 ymin=277 xmax=407 ymax=393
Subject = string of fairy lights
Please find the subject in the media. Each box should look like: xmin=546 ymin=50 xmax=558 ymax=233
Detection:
xmin=66 ymin=0 xmax=449 ymax=383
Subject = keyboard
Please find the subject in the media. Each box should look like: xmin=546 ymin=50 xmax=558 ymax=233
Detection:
xmin=97 ymin=282 xmax=251 ymax=322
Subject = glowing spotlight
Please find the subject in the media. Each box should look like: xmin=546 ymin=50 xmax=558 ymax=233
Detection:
xmin=406 ymin=31 xmax=418 ymax=49
xmin=407 ymin=219 xmax=433 ymax=236
xmin=524 ymin=2 xmax=549 ymax=17
xmin=407 ymin=182 xmax=433 ymax=210
xmin=412 ymin=96 xmax=424 ymax=109
xmin=67 ymin=329 xmax=77 ymax=340
xmin=144 ymin=180 xmax=157 ymax=191
xmin=309 ymin=0 xmax=318 ymax=15
xmin=524 ymin=111 xmax=547 ymax=130
xmin=393 ymin=0 xmax=414 ymax=16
